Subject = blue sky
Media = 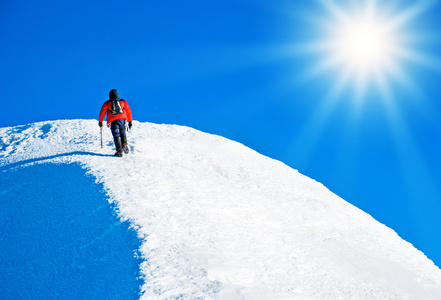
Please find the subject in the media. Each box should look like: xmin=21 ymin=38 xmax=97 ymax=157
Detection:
xmin=1 ymin=0 xmax=441 ymax=268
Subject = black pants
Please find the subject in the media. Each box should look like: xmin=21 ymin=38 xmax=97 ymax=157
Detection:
xmin=110 ymin=119 xmax=127 ymax=152
xmin=110 ymin=119 xmax=126 ymax=139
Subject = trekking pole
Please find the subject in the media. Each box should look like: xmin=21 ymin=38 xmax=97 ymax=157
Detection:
xmin=100 ymin=127 xmax=103 ymax=149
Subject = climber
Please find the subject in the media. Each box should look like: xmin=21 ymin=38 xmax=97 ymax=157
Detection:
xmin=99 ymin=89 xmax=133 ymax=157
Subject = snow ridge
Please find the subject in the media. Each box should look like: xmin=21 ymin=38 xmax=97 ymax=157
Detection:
xmin=1 ymin=119 xmax=441 ymax=299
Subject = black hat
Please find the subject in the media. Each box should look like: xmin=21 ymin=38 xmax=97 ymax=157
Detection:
xmin=109 ymin=89 xmax=119 ymax=100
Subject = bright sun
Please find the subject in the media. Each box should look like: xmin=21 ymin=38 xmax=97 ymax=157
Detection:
xmin=336 ymin=15 xmax=392 ymax=69
xmin=300 ymin=0 xmax=435 ymax=101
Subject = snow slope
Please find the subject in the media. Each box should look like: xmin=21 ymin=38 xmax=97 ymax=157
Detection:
xmin=1 ymin=119 xmax=441 ymax=299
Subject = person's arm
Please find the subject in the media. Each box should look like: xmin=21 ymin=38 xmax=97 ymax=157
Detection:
xmin=98 ymin=102 xmax=108 ymax=125
xmin=124 ymin=100 xmax=133 ymax=122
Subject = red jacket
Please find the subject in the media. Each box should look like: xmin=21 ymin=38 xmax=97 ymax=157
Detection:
xmin=99 ymin=99 xmax=133 ymax=126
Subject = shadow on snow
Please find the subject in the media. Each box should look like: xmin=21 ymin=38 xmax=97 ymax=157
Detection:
xmin=0 ymin=163 xmax=143 ymax=299
xmin=0 ymin=151 xmax=112 ymax=171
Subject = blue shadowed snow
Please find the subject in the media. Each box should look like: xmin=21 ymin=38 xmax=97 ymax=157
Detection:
xmin=0 ymin=163 xmax=143 ymax=299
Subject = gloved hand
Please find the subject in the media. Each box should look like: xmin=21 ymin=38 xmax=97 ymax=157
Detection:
xmin=99 ymin=122 xmax=103 ymax=127
xmin=128 ymin=121 xmax=132 ymax=129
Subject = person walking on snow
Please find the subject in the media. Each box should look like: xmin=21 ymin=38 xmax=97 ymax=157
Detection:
xmin=99 ymin=89 xmax=133 ymax=157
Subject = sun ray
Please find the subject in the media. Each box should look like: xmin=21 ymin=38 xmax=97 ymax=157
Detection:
xmin=294 ymin=0 xmax=440 ymax=103
xmin=285 ymin=0 xmax=440 ymax=187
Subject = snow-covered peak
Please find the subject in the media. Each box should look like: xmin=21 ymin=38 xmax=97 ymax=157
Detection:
xmin=1 ymin=119 xmax=441 ymax=299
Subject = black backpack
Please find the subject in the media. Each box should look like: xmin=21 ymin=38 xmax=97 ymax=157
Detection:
xmin=112 ymin=99 xmax=123 ymax=115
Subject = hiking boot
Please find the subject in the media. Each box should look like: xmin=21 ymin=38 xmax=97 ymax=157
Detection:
xmin=121 ymin=133 xmax=129 ymax=154
xmin=123 ymin=144 xmax=129 ymax=154
xmin=114 ymin=152 xmax=123 ymax=157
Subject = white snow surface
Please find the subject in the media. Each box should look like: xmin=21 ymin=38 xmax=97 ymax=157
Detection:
xmin=1 ymin=119 xmax=441 ymax=299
